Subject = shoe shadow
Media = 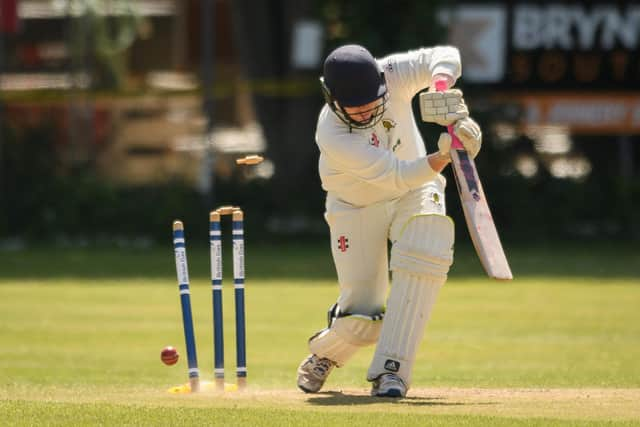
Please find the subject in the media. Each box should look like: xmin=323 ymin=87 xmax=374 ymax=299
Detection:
xmin=306 ymin=391 xmax=497 ymax=407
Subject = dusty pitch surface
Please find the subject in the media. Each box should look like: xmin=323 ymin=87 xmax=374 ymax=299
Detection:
xmin=196 ymin=387 xmax=640 ymax=420
xmin=7 ymin=386 xmax=637 ymax=421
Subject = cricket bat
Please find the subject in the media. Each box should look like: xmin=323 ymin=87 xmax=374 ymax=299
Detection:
xmin=427 ymin=80 xmax=513 ymax=280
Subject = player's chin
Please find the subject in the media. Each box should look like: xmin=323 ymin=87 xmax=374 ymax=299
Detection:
xmin=351 ymin=115 xmax=382 ymax=129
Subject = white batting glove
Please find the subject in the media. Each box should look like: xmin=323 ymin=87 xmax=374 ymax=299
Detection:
xmin=419 ymin=89 xmax=469 ymax=126
xmin=436 ymin=132 xmax=453 ymax=160
xmin=436 ymin=117 xmax=482 ymax=159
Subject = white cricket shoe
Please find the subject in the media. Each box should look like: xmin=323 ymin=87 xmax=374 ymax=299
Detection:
xmin=370 ymin=373 xmax=407 ymax=398
xmin=297 ymin=354 xmax=336 ymax=393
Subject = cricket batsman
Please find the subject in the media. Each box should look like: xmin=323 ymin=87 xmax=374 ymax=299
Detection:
xmin=297 ymin=44 xmax=482 ymax=397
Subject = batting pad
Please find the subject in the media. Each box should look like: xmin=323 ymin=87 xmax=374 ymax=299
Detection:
xmin=309 ymin=313 xmax=383 ymax=367
xmin=367 ymin=214 xmax=454 ymax=387
xmin=390 ymin=214 xmax=454 ymax=279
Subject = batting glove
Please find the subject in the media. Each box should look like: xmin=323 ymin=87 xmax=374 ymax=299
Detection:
xmin=436 ymin=117 xmax=482 ymax=159
xmin=420 ymin=89 xmax=469 ymax=126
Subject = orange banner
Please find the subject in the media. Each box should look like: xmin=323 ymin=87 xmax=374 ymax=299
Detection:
xmin=494 ymin=93 xmax=640 ymax=135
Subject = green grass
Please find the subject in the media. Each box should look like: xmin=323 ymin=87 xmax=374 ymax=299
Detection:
xmin=1 ymin=400 xmax=634 ymax=427
xmin=1 ymin=241 xmax=639 ymax=425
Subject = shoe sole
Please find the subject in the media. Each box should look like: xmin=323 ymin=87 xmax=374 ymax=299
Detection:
xmin=297 ymin=383 xmax=319 ymax=394
xmin=375 ymin=388 xmax=404 ymax=398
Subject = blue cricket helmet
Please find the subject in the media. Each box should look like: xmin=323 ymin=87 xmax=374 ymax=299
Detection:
xmin=320 ymin=44 xmax=388 ymax=129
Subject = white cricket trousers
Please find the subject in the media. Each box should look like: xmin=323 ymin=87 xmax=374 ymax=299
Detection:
xmin=325 ymin=176 xmax=447 ymax=316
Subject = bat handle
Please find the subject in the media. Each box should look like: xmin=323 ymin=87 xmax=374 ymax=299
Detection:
xmin=434 ymin=79 xmax=464 ymax=150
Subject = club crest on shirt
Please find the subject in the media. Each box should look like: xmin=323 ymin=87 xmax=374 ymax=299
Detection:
xmin=370 ymin=133 xmax=380 ymax=147
xmin=382 ymin=119 xmax=396 ymax=132
xmin=430 ymin=191 xmax=443 ymax=210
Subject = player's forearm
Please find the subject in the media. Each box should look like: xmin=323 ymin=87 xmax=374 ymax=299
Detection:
xmin=427 ymin=152 xmax=451 ymax=173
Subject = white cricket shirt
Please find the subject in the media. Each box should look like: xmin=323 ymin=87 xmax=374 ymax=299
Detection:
xmin=316 ymin=46 xmax=461 ymax=207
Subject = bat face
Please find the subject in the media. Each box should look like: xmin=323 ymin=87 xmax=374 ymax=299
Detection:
xmin=450 ymin=147 xmax=513 ymax=280
xmin=428 ymin=79 xmax=513 ymax=280
xmin=456 ymin=150 xmax=481 ymax=202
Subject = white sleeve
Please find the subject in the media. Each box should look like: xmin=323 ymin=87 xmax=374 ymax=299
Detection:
xmin=378 ymin=46 xmax=462 ymax=101
xmin=318 ymin=128 xmax=438 ymax=194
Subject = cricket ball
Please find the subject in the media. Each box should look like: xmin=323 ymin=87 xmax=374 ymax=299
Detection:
xmin=161 ymin=346 xmax=179 ymax=365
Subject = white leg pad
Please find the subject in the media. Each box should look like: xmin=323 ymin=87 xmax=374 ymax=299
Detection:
xmin=309 ymin=313 xmax=383 ymax=367
xmin=390 ymin=214 xmax=454 ymax=278
xmin=367 ymin=214 xmax=454 ymax=387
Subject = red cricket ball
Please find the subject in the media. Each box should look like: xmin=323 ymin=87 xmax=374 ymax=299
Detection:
xmin=161 ymin=346 xmax=179 ymax=365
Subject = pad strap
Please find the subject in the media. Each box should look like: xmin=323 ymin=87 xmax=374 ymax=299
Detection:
xmin=309 ymin=310 xmax=383 ymax=367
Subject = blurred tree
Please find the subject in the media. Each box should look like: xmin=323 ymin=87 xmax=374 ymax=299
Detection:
xmin=321 ymin=0 xmax=446 ymax=55
xmin=230 ymin=0 xmax=325 ymax=219
xmin=68 ymin=0 xmax=142 ymax=90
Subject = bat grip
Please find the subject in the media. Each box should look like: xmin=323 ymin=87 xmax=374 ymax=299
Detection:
xmin=434 ymin=79 xmax=464 ymax=150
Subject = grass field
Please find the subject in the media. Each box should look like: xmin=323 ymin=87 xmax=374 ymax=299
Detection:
xmin=1 ymin=240 xmax=639 ymax=426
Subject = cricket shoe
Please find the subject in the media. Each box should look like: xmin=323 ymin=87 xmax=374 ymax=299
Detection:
xmin=297 ymin=354 xmax=337 ymax=393
xmin=370 ymin=373 xmax=407 ymax=398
